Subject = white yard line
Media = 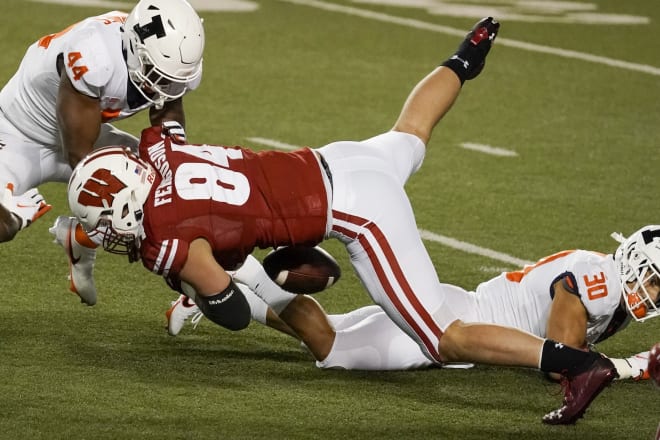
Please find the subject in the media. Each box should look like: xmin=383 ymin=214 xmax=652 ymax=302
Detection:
xmin=277 ymin=0 xmax=660 ymax=77
xmin=460 ymin=143 xmax=518 ymax=157
xmin=249 ymin=136 xmax=533 ymax=268
xmin=418 ymin=229 xmax=533 ymax=267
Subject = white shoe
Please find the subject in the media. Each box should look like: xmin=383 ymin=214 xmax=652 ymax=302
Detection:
xmin=49 ymin=215 xmax=97 ymax=305
xmin=166 ymin=294 xmax=203 ymax=336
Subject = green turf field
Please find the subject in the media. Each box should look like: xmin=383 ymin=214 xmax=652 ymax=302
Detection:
xmin=1 ymin=0 xmax=659 ymax=439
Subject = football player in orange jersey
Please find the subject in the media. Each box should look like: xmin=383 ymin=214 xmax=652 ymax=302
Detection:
xmin=0 ymin=0 xmax=204 ymax=306
xmin=218 ymin=239 xmax=656 ymax=381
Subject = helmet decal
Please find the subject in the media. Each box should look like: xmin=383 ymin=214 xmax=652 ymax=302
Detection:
xmin=78 ymin=168 xmax=127 ymax=209
xmin=133 ymin=14 xmax=166 ymax=43
xmin=642 ymin=228 xmax=660 ymax=246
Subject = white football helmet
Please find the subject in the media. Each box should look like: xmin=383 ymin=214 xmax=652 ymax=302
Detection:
xmin=68 ymin=147 xmax=156 ymax=261
xmin=612 ymin=225 xmax=660 ymax=322
xmin=122 ymin=0 xmax=204 ymax=109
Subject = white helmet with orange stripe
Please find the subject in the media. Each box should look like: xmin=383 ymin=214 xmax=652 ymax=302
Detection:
xmin=612 ymin=225 xmax=660 ymax=322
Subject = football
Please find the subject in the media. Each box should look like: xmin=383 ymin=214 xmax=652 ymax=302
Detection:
xmin=649 ymin=342 xmax=660 ymax=388
xmin=262 ymin=246 xmax=341 ymax=294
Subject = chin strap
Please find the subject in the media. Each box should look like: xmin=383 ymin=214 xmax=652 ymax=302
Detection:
xmin=610 ymin=231 xmax=626 ymax=244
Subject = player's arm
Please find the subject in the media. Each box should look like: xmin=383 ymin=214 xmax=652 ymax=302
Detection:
xmin=546 ymin=278 xmax=589 ymax=349
xmin=149 ymin=97 xmax=185 ymax=127
xmin=544 ymin=278 xmax=589 ymax=380
xmin=178 ymin=238 xmax=251 ymax=331
xmin=56 ymin=63 xmax=102 ymax=168
xmin=546 ymin=276 xmax=651 ymax=381
xmin=230 ymin=254 xmax=336 ymax=360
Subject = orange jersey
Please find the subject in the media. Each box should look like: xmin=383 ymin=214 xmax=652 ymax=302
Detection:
xmin=137 ymin=126 xmax=331 ymax=285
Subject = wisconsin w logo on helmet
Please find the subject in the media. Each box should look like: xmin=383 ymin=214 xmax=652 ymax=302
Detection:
xmin=77 ymin=169 xmax=127 ymax=209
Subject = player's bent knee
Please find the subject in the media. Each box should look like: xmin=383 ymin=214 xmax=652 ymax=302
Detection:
xmin=194 ymin=281 xmax=251 ymax=331
xmin=437 ymin=319 xmax=468 ymax=362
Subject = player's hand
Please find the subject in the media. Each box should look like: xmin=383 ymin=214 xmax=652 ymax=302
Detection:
xmin=0 ymin=184 xmax=52 ymax=230
xmin=161 ymin=120 xmax=187 ymax=144
xmin=628 ymin=350 xmax=650 ymax=381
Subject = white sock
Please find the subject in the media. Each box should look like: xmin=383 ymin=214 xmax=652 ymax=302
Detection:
xmin=235 ymin=283 xmax=268 ymax=325
xmin=232 ymin=255 xmax=296 ymax=314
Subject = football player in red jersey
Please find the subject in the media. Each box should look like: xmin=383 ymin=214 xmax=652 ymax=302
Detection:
xmin=66 ymin=17 xmax=619 ymax=424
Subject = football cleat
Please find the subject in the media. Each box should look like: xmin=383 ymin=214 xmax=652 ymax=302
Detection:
xmin=49 ymin=215 xmax=97 ymax=305
xmin=442 ymin=17 xmax=500 ymax=82
xmin=166 ymin=294 xmax=204 ymax=336
xmin=542 ymin=356 xmax=618 ymax=425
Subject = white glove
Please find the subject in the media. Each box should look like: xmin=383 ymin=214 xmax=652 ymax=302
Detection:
xmin=0 ymin=184 xmax=52 ymax=230
xmin=611 ymin=350 xmax=649 ymax=381
xmin=627 ymin=351 xmax=649 ymax=381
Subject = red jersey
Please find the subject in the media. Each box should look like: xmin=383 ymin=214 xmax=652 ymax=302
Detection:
xmin=137 ymin=126 xmax=330 ymax=285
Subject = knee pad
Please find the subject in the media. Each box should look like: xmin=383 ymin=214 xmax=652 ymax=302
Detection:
xmin=194 ymin=281 xmax=251 ymax=331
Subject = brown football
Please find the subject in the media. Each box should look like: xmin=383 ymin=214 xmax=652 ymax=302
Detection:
xmin=262 ymin=246 xmax=341 ymax=294
xmin=649 ymin=342 xmax=660 ymax=388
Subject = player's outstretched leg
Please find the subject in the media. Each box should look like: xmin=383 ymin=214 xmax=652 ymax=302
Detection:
xmin=49 ymin=215 xmax=98 ymax=305
xmin=441 ymin=17 xmax=500 ymax=83
xmin=391 ymin=18 xmax=500 ymax=145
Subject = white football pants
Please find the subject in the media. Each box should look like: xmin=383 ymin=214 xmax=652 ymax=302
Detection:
xmin=318 ymin=131 xmax=464 ymax=363
xmin=0 ymin=117 xmax=137 ymax=194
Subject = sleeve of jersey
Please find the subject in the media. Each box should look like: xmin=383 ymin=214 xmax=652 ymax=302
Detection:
xmin=138 ymin=126 xmax=164 ymax=153
xmin=570 ymin=259 xmax=617 ymax=318
xmin=61 ymin=27 xmax=115 ymax=98
xmin=558 ymin=272 xmax=580 ymax=296
xmin=140 ymin=238 xmax=189 ymax=288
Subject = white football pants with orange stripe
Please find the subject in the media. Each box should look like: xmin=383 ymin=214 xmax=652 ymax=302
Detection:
xmin=318 ymin=130 xmax=463 ymax=364
xmin=0 ymin=116 xmax=137 ymax=194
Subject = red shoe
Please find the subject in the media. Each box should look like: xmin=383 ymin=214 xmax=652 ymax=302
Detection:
xmin=542 ymin=356 xmax=618 ymax=425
